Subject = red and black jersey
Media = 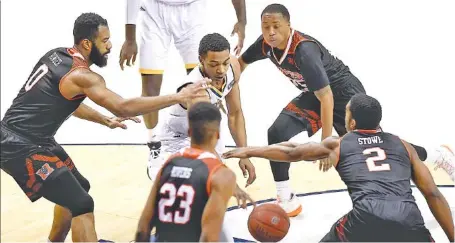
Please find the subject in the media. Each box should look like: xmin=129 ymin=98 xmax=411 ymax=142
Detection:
xmin=153 ymin=147 xmax=225 ymax=242
xmin=241 ymin=29 xmax=353 ymax=94
xmin=1 ymin=47 xmax=88 ymax=141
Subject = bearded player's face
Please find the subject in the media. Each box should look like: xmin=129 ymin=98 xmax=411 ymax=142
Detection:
xmin=90 ymin=25 xmax=112 ymax=67
xmin=261 ymin=13 xmax=291 ymax=49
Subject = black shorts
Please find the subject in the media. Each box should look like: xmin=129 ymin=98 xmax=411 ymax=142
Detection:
xmin=321 ymin=201 xmax=434 ymax=242
xmin=281 ymin=78 xmax=366 ymax=137
xmin=0 ymin=124 xmax=88 ymax=202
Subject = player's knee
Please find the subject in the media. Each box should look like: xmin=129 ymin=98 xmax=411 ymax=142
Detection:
xmin=70 ymin=194 xmax=94 ymax=217
xmin=141 ymin=74 xmax=163 ymax=97
xmin=79 ymin=177 xmax=91 ymax=193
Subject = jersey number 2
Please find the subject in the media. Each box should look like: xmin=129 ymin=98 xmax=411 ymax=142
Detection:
xmin=158 ymin=183 xmax=195 ymax=224
xmin=363 ymin=147 xmax=390 ymax=172
xmin=25 ymin=64 xmax=49 ymax=91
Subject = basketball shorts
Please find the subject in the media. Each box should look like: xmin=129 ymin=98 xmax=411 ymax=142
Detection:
xmin=281 ymin=78 xmax=366 ymax=137
xmin=0 ymin=124 xmax=88 ymax=202
xmin=139 ymin=0 xmax=207 ymax=74
xmin=321 ymin=199 xmax=434 ymax=242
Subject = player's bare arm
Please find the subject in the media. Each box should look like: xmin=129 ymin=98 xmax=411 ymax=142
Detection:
xmin=119 ymin=0 xmax=140 ymax=70
xmin=135 ymin=167 xmax=163 ymax=242
xmin=403 ymin=140 xmax=454 ymax=242
xmin=200 ymin=166 xmax=237 ymax=242
xmin=73 ymin=103 xmax=141 ymax=129
xmin=314 ymin=85 xmax=334 ymax=140
xmin=238 ymin=36 xmax=267 ymax=73
xmin=296 ymin=42 xmax=334 ymax=141
xmin=64 ymin=69 xmax=210 ymax=117
xmin=223 ymin=141 xmax=334 ymax=163
xmin=230 ymin=0 xmax=247 ymax=56
xmin=225 ymin=57 xmax=256 ymax=186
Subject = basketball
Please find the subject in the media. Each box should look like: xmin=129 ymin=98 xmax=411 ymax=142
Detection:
xmin=247 ymin=203 xmax=290 ymax=242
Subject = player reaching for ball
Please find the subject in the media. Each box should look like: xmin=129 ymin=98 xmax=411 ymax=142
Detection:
xmin=237 ymin=3 xmax=455 ymax=217
xmin=223 ymin=94 xmax=454 ymax=242
xmin=135 ymin=102 xmax=254 ymax=243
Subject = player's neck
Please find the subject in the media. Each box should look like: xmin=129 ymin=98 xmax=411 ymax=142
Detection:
xmin=73 ymin=45 xmax=92 ymax=66
xmin=276 ymin=28 xmax=292 ymax=50
xmin=190 ymin=143 xmax=215 ymax=154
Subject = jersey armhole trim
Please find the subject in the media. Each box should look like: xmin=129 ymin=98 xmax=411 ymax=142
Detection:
xmin=206 ymin=164 xmax=224 ymax=196
xmin=399 ymin=139 xmax=412 ymax=160
xmin=333 ymin=136 xmax=344 ymax=168
xmin=58 ymin=66 xmax=90 ymax=101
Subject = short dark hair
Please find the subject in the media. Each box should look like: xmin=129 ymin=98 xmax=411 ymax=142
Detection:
xmin=198 ymin=33 xmax=230 ymax=57
xmin=188 ymin=102 xmax=222 ymax=144
xmin=73 ymin=13 xmax=108 ymax=44
xmin=349 ymin=94 xmax=382 ymax=130
xmin=261 ymin=4 xmax=290 ymax=22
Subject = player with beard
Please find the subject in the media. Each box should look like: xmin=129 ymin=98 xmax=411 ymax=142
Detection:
xmin=0 ymin=13 xmax=209 ymax=242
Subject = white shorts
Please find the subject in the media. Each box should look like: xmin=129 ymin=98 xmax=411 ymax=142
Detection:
xmin=139 ymin=0 xmax=207 ymax=74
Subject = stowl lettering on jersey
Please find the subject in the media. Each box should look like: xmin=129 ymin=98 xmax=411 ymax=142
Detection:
xmin=358 ymin=136 xmax=384 ymax=145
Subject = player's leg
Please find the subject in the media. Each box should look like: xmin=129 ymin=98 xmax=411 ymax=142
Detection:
xmin=39 ymin=166 xmax=97 ymax=242
xmin=45 ymin=141 xmax=91 ymax=242
xmin=171 ymin=0 xmax=206 ymax=75
xmin=268 ymin=94 xmax=321 ymax=216
xmin=139 ymin=2 xmax=172 ymax=159
xmin=320 ymin=213 xmax=350 ymax=242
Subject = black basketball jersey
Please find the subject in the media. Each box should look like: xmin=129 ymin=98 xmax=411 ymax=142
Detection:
xmin=336 ymin=130 xmax=415 ymax=204
xmin=1 ymin=47 xmax=88 ymax=140
xmin=153 ymin=148 xmax=225 ymax=242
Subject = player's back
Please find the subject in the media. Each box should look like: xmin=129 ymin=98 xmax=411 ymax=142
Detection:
xmin=153 ymin=148 xmax=224 ymax=242
xmin=336 ymin=129 xmax=426 ymax=227
xmin=1 ymin=47 xmax=88 ymax=141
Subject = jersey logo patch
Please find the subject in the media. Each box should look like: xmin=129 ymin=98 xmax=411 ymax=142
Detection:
xmin=49 ymin=52 xmax=62 ymax=66
xmin=170 ymin=166 xmax=193 ymax=179
xmin=36 ymin=163 xmax=54 ymax=180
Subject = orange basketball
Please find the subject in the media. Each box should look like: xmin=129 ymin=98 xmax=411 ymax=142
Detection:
xmin=247 ymin=203 xmax=290 ymax=242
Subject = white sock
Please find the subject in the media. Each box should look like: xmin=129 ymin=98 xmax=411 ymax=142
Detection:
xmin=276 ymin=180 xmax=292 ymax=201
xmin=147 ymin=128 xmax=158 ymax=143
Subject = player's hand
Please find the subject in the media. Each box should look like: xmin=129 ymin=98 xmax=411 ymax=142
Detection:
xmin=234 ymin=185 xmax=256 ymax=209
xmin=176 ymin=78 xmax=212 ymax=103
xmin=105 ymin=116 xmax=141 ymax=129
xmin=318 ymin=157 xmax=332 ymax=172
xmin=222 ymin=148 xmax=250 ymax=159
xmin=119 ymin=40 xmax=138 ymax=70
xmin=231 ymin=22 xmax=246 ymax=56
xmin=238 ymin=158 xmax=256 ymax=187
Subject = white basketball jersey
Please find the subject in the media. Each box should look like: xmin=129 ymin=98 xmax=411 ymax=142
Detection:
xmin=157 ymin=65 xmax=236 ymax=155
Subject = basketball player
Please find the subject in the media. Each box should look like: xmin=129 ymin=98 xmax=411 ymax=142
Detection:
xmin=148 ymin=33 xmax=256 ymax=189
xmin=119 ymin=0 xmax=247 ymax=163
xmin=237 ymin=3 xmax=454 ymax=216
xmin=0 ymin=13 xmax=209 ymax=242
xmin=135 ymin=102 xmax=239 ymax=242
xmin=223 ymin=94 xmax=454 ymax=242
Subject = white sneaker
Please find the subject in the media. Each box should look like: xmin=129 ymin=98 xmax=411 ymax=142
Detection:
xmin=434 ymin=145 xmax=455 ymax=182
xmin=276 ymin=193 xmax=302 ymax=217
xmin=147 ymin=141 xmax=162 ymax=181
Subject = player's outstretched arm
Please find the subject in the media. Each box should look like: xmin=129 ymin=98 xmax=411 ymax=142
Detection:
xmin=135 ymin=168 xmax=162 ymax=242
xmin=403 ymin=140 xmax=454 ymax=242
xmin=200 ymin=167 xmax=237 ymax=242
xmin=223 ymin=141 xmax=333 ymax=162
xmin=73 ymin=103 xmax=141 ymax=129
xmin=71 ymin=70 xmax=210 ymax=117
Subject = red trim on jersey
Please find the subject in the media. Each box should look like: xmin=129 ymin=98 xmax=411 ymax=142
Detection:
xmin=355 ymin=129 xmax=380 ymax=134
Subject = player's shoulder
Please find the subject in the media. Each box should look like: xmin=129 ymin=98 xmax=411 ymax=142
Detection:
xmin=229 ymin=55 xmax=241 ymax=82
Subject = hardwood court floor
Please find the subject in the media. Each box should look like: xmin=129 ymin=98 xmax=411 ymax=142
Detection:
xmin=1 ymin=145 xmax=453 ymax=242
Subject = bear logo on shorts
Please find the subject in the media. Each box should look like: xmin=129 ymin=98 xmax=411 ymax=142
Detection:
xmin=36 ymin=163 xmax=54 ymax=180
